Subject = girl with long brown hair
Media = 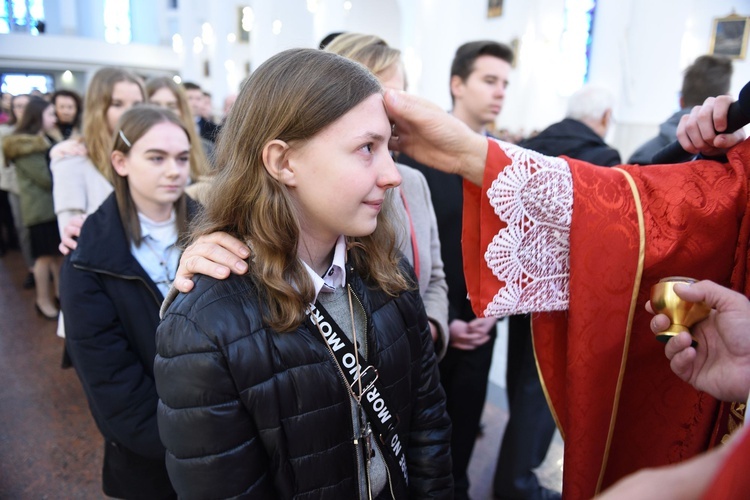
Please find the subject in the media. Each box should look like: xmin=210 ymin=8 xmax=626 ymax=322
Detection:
xmin=154 ymin=48 xmax=452 ymax=499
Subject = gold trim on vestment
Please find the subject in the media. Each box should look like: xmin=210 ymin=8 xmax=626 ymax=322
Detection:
xmin=531 ymin=317 xmax=565 ymax=441
xmin=595 ymin=168 xmax=646 ymax=494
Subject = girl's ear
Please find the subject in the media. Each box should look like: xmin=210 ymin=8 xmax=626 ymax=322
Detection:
xmin=111 ymin=150 xmax=128 ymax=177
xmin=262 ymin=139 xmax=296 ymax=187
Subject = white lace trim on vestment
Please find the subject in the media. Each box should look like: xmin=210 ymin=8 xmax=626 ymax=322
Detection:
xmin=483 ymin=139 xmax=572 ymax=317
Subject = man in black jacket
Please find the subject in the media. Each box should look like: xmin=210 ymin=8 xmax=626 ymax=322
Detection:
xmin=520 ymin=84 xmax=621 ymax=167
xmin=183 ymin=82 xmax=220 ymax=142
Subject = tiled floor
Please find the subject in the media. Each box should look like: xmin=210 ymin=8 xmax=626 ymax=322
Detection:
xmin=0 ymin=251 xmax=104 ymax=498
xmin=0 ymin=249 xmax=563 ymax=498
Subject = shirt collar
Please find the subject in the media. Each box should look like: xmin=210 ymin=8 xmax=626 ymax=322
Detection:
xmin=301 ymin=235 xmax=347 ymax=303
xmin=137 ymin=210 xmax=176 ymax=242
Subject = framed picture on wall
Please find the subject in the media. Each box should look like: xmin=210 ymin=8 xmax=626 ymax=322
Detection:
xmin=709 ymin=13 xmax=750 ymax=59
xmin=488 ymin=0 xmax=503 ymax=18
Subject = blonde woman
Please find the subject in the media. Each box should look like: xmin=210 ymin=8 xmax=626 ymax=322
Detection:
xmin=51 ymin=67 xmax=145 ymax=249
xmin=145 ymin=76 xmax=213 ymax=204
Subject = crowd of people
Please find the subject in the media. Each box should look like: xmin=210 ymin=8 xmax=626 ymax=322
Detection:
xmin=0 ymin=30 xmax=747 ymax=500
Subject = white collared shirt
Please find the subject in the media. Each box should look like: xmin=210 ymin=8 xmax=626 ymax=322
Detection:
xmin=301 ymin=235 xmax=347 ymax=303
xmin=130 ymin=211 xmax=180 ymax=297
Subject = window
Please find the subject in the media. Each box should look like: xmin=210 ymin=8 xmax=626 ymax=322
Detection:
xmin=559 ymin=0 xmax=596 ymax=95
xmin=1 ymin=72 xmax=54 ymax=95
xmin=104 ymin=0 xmax=131 ymax=44
xmin=1 ymin=0 xmax=45 ymax=35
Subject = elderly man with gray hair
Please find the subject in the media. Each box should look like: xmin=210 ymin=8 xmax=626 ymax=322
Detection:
xmin=519 ymin=84 xmax=621 ymax=167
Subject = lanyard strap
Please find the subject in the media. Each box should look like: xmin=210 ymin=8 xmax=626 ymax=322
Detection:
xmin=306 ymin=301 xmax=409 ymax=486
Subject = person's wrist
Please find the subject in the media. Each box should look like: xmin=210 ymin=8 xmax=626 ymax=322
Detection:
xmin=457 ymin=134 xmax=488 ymax=186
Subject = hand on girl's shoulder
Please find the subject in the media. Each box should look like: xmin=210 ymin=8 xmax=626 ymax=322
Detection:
xmin=50 ymin=138 xmax=88 ymax=161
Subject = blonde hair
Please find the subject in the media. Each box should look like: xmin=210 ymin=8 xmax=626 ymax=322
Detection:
xmin=83 ymin=67 xmax=145 ymax=181
xmin=145 ymin=76 xmax=210 ymax=179
xmin=111 ymin=105 xmax=190 ymax=246
xmin=194 ymin=48 xmax=409 ymax=332
xmin=325 ymin=33 xmax=405 ymax=87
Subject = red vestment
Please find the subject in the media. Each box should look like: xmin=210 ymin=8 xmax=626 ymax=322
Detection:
xmin=463 ymin=138 xmax=750 ymax=498
xmin=701 ymin=413 xmax=750 ymax=499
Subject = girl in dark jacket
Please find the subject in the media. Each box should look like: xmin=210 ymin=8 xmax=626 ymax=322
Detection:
xmin=154 ymin=48 xmax=453 ymax=499
xmin=60 ymin=106 xmax=195 ymax=499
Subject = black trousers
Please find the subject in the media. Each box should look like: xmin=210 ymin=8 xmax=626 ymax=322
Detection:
xmin=494 ymin=314 xmax=557 ymax=499
xmin=439 ymin=326 xmax=497 ymax=500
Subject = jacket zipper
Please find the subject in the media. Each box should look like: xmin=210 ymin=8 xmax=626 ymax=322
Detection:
xmin=72 ymin=264 xmax=163 ymax=307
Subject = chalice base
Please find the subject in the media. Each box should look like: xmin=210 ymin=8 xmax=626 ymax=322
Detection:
xmin=655 ymin=326 xmax=698 ymax=348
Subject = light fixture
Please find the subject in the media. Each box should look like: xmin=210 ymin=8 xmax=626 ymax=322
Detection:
xmin=61 ymin=70 xmax=74 ymax=84
xmin=242 ymin=7 xmax=254 ymax=32
xmin=172 ymin=75 xmax=182 ymax=84
xmin=201 ymin=22 xmax=214 ymax=45
xmin=344 ymin=1 xmax=352 ymax=11
xmin=272 ymin=20 xmax=282 ymax=35
xmin=227 ymin=32 xmax=237 ymax=43
xmin=172 ymin=33 xmax=184 ymax=53
xmin=193 ymin=36 xmax=204 ymax=54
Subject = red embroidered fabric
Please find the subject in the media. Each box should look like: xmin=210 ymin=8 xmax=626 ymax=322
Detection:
xmin=701 ymin=423 xmax=750 ymax=499
xmin=463 ymin=138 xmax=750 ymax=498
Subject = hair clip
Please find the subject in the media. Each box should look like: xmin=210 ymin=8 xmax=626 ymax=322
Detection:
xmin=119 ymin=129 xmax=132 ymax=148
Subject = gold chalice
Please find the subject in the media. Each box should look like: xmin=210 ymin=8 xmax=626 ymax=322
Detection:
xmin=649 ymin=277 xmax=711 ymax=347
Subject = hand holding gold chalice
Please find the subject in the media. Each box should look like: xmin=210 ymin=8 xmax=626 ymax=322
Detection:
xmin=649 ymin=277 xmax=711 ymax=347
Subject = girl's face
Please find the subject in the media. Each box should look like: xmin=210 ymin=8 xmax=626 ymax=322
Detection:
xmin=279 ymin=93 xmax=401 ymax=248
xmin=149 ymin=87 xmax=181 ymax=117
xmin=55 ymin=95 xmax=77 ymax=124
xmin=106 ymin=81 xmax=144 ymax=133
xmin=42 ymin=104 xmax=57 ymax=133
xmin=12 ymin=94 xmax=29 ymax=122
xmin=112 ymin=122 xmax=190 ymax=221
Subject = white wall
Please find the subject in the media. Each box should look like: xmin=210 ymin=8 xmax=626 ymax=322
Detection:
xmin=2 ymin=0 xmax=750 ymax=156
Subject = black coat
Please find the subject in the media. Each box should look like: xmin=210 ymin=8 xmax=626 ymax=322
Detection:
xmin=198 ymin=117 xmax=221 ymax=143
xmin=155 ymin=261 xmax=453 ymax=499
xmin=520 ymin=118 xmax=621 ymax=167
xmin=60 ymin=194 xmax=197 ymax=499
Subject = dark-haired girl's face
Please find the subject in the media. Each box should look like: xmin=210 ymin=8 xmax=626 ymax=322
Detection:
xmin=283 ymin=93 xmax=401 ymax=248
xmin=55 ymin=95 xmax=77 ymax=124
xmin=106 ymin=81 xmax=144 ymax=133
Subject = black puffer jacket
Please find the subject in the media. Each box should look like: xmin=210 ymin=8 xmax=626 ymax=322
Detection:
xmin=155 ymin=261 xmax=453 ymax=499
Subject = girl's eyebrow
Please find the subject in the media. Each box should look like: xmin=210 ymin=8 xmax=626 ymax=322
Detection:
xmin=354 ymin=131 xmax=389 ymax=142
xmin=143 ymin=148 xmax=190 ymax=155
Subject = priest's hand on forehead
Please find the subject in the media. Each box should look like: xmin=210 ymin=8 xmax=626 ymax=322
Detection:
xmin=384 ymin=90 xmax=487 ymax=186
